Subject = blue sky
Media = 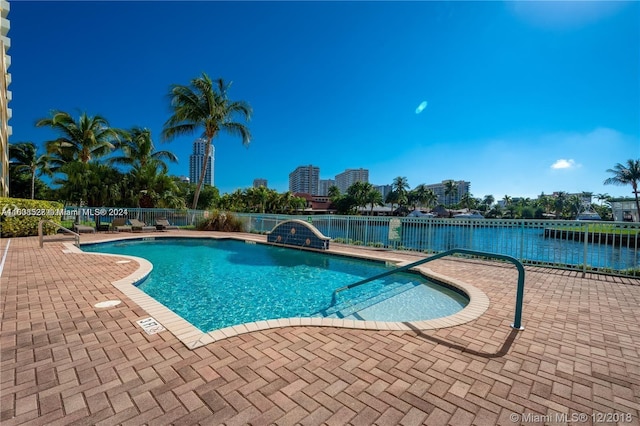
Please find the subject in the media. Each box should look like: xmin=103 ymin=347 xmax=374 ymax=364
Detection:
xmin=8 ymin=1 xmax=640 ymax=200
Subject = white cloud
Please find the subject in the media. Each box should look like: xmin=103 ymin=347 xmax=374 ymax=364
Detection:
xmin=551 ymin=159 xmax=578 ymax=170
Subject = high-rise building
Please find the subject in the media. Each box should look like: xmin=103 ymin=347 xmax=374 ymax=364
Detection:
xmin=318 ymin=179 xmax=335 ymax=196
xmin=289 ymin=165 xmax=319 ymax=195
xmin=374 ymin=184 xmax=393 ymax=200
xmin=425 ymin=179 xmax=470 ymax=205
xmin=253 ymin=178 xmax=268 ymax=188
xmin=189 ymin=138 xmax=214 ymax=187
xmin=335 ymin=168 xmax=369 ymax=193
xmin=0 ymin=0 xmax=11 ymax=197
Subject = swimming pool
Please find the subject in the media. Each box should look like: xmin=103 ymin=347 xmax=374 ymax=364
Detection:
xmin=83 ymin=238 xmax=469 ymax=333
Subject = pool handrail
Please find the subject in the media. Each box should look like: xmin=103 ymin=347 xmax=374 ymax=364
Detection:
xmin=331 ymin=248 xmax=526 ymax=330
xmin=38 ymin=219 xmax=80 ymax=248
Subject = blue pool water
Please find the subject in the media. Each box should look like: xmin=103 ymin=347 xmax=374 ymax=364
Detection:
xmin=83 ymin=238 xmax=468 ymax=332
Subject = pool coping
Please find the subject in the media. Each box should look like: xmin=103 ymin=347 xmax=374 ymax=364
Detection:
xmin=66 ymin=235 xmax=490 ymax=349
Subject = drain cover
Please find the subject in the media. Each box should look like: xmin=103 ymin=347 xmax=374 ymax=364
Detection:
xmin=94 ymin=300 xmax=122 ymax=308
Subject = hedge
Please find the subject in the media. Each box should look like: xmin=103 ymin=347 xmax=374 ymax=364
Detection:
xmin=0 ymin=197 xmax=64 ymax=237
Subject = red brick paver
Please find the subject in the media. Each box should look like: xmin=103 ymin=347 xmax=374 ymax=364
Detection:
xmin=1 ymin=233 xmax=639 ymax=425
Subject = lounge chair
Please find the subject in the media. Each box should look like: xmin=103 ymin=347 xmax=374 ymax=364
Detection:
xmin=155 ymin=219 xmax=179 ymax=231
xmin=111 ymin=218 xmax=132 ymax=232
xmin=73 ymin=224 xmax=96 ymax=234
xmin=129 ymin=219 xmax=156 ymax=232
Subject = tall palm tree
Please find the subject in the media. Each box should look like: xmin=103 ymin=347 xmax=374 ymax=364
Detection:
xmin=410 ymin=184 xmax=429 ymax=211
xmin=347 ymin=181 xmax=369 ymax=214
xmin=364 ymin=185 xmax=384 ymax=215
xmin=8 ymin=142 xmax=52 ymax=199
xmin=604 ymin=159 xmax=640 ymax=221
xmin=595 ymin=193 xmax=610 ymax=206
xmin=162 ymin=73 xmax=252 ymax=209
xmin=553 ymin=191 xmax=567 ymax=219
xmin=424 ymin=189 xmax=437 ymax=211
xmin=36 ymin=110 xmax=119 ymax=164
xmin=483 ymin=194 xmax=495 ymax=210
xmin=459 ymin=192 xmax=474 ymax=210
xmin=444 ymin=180 xmax=457 ymax=207
xmin=327 ymin=185 xmax=341 ymax=202
xmin=385 ymin=190 xmax=400 ymax=215
xmin=392 ymin=177 xmax=409 ymax=208
xmin=110 ymin=127 xmax=177 ymax=172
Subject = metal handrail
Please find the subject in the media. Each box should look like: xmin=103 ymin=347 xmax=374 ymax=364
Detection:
xmin=38 ymin=220 xmax=80 ymax=248
xmin=331 ymin=248 xmax=526 ymax=330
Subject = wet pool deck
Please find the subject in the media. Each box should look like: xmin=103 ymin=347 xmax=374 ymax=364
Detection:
xmin=1 ymin=231 xmax=639 ymax=425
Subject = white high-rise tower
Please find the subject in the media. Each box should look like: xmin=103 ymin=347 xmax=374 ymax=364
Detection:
xmin=189 ymin=138 xmax=214 ymax=186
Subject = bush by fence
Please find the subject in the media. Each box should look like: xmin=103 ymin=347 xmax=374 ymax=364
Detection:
xmin=0 ymin=198 xmax=64 ymax=237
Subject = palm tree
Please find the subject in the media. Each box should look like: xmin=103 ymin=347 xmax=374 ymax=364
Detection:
xmin=459 ymin=192 xmax=475 ymax=210
xmin=110 ymin=127 xmax=177 ymax=172
xmin=483 ymin=194 xmax=495 ymax=210
xmin=424 ymin=189 xmax=438 ymax=211
xmin=347 ymin=181 xmax=370 ymax=214
xmin=129 ymin=159 xmax=185 ymax=209
xmin=566 ymin=194 xmax=583 ymax=219
xmin=604 ymin=159 xmax=640 ymax=221
xmin=162 ymin=73 xmax=252 ymax=209
xmin=553 ymin=191 xmax=567 ymax=219
xmin=385 ymin=190 xmax=400 ymax=215
xmin=36 ymin=111 xmax=119 ymax=164
xmin=595 ymin=193 xmax=610 ymax=206
xmin=364 ymin=186 xmax=384 ymax=215
xmin=410 ymin=184 xmax=429 ymax=211
xmin=444 ymin=180 xmax=458 ymax=206
xmin=392 ymin=177 xmax=410 ymax=209
xmin=327 ymin=185 xmax=341 ymax=202
xmin=8 ymin=142 xmax=52 ymax=199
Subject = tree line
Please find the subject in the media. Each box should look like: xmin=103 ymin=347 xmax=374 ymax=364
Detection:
xmin=7 ymin=71 xmax=640 ymax=220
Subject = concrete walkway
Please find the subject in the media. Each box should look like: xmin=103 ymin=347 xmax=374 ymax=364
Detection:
xmin=1 ymin=232 xmax=639 ymax=425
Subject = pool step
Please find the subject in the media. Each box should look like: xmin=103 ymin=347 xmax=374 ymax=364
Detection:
xmin=317 ymin=281 xmax=420 ymax=319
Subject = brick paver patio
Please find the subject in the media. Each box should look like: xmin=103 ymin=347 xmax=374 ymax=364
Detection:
xmin=1 ymin=232 xmax=639 ymax=425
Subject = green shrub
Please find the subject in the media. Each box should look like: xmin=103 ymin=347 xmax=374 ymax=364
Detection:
xmin=196 ymin=210 xmax=244 ymax=232
xmin=0 ymin=197 xmax=64 ymax=237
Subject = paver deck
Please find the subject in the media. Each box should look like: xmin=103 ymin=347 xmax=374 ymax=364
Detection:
xmin=1 ymin=231 xmax=639 ymax=425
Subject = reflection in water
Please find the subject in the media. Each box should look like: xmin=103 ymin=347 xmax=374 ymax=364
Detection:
xmin=312 ymin=221 xmax=638 ymax=271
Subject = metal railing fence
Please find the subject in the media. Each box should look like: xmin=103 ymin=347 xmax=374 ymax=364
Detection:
xmin=237 ymin=213 xmax=640 ymax=278
xmin=62 ymin=207 xmax=640 ymax=277
xmin=63 ymin=207 xmax=209 ymax=228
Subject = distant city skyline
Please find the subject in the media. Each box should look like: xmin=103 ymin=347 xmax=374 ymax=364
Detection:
xmin=7 ymin=2 xmax=639 ymax=200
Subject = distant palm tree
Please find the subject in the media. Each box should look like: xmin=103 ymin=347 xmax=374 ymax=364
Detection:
xmin=385 ymin=190 xmax=400 ymax=215
xmin=410 ymin=184 xmax=429 ymax=210
xmin=444 ymin=180 xmax=457 ymax=206
xmin=424 ymin=189 xmax=437 ymax=211
xmin=327 ymin=185 xmax=341 ymax=202
xmin=162 ymin=73 xmax=252 ymax=209
xmin=604 ymin=159 xmax=640 ymax=221
xmin=36 ymin=110 xmax=119 ymax=164
xmin=392 ymin=177 xmax=410 ymax=208
xmin=8 ymin=142 xmax=52 ymax=199
xmin=503 ymin=195 xmax=512 ymax=206
xmin=110 ymin=127 xmax=177 ymax=172
xmin=364 ymin=186 xmax=384 ymax=215
xmin=595 ymin=193 xmax=610 ymax=205
xmin=459 ymin=192 xmax=474 ymax=210
xmin=554 ymin=191 xmax=567 ymax=219
xmin=483 ymin=194 xmax=495 ymax=209
xmin=347 ymin=181 xmax=371 ymax=214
